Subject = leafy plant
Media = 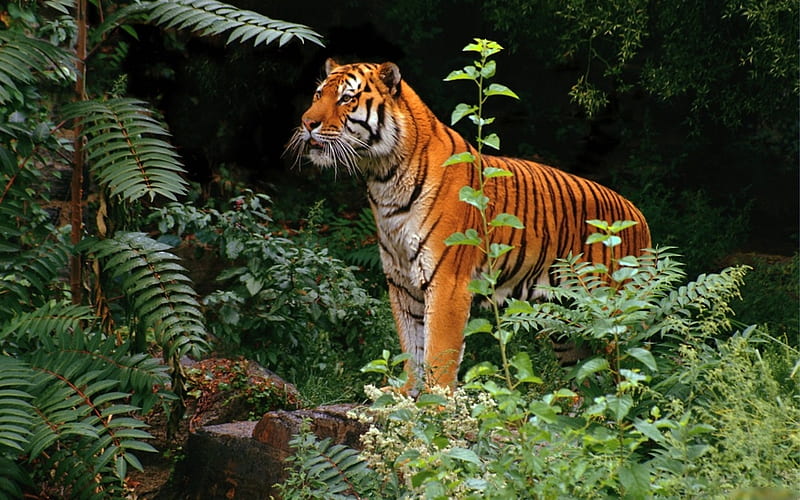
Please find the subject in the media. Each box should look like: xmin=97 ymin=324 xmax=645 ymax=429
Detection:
xmin=153 ymin=191 xmax=397 ymax=399
xmin=0 ymin=0 xmax=323 ymax=495
xmin=440 ymin=39 xmax=526 ymax=390
xmin=276 ymin=419 xmax=377 ymax=500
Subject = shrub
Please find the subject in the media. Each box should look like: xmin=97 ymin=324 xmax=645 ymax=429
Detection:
xmin=153 ymin=191 xmax=398 ymax=400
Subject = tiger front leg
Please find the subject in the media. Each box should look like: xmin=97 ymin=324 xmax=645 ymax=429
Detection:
xmin=421 ymin=279 xmax=473 ymax=391
xmin=386 ymin=280 xmax=427 ymax=395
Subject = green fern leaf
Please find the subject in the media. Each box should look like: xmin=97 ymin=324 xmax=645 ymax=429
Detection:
xmin=0 ymin=31 xmax=73 ymax=104
xmin=61 ymin=98 xmax=189 ymax=203
xmin=86 ymin=232 xmax=208 ymax=358
xmin=145 ymin=0 xmax=324 ymax=47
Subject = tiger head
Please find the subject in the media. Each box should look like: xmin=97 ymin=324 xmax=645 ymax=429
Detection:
xmin=286 ymin=59 xmax=404 ymax=174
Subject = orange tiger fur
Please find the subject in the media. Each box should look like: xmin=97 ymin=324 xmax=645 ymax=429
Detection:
xmin=286 ymin=59 xmax=651 ymax=393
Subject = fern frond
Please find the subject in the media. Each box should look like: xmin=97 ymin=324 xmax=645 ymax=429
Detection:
xmin=21 ymin=330 xmax=167 ymax=498
xmin=146 ymin=0 xmax=324 ymax=47
xmin=0 ymin=329 xmax=169 ymax=499
xmin=61 ymin=98 xmax=189 ymax=202
xmin=282 ymin=427 xmax=374 ymax=499
xmin=0 ymin=357 xmax=34 ymax=456
xmin=0 ymin=301 xmax=95 ymax=349
xmin=0 ymin=240 xmax=70 ymax=316
xmin=0 ymin=30 xmax=73 ymax=104
xmin=0 ymin=358 xmax=34 ymax=499
xmin=86 ymin=232 xmax=207 ymax=358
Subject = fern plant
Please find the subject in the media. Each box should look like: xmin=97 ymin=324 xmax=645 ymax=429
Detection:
xmin=276 ymin=420 xmax=378 ymax=500
xmin=0 ymin=0 xmax=323 ymax=495
xmin=61 ymin=98 xmax=189 ymax=203
xmin=147 ymin=0 xmax=324 ymax=47
xmin=0 ymin=304 xmax=170 ymax=499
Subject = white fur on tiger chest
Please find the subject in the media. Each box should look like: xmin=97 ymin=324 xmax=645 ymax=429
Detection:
xmin=369 ymin=183 xmax=433 ymax=290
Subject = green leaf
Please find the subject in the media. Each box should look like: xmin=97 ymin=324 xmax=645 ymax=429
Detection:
xmin=528 ymin=401 xmax=560 ymax=423
xmin=503 ymin=298 xmax=534 ymax=315
xmin=606 ymin=394 xmax=633 ymax=421
xmin=633 ymin=419 xmax=665 ymax=442
xmin=618 ymin=462 xmax=651 ymax=498
xmin=586 ymin=219 xmax=610 ymax=231
xmin=459 ymin=186 xmax=489 ymax=210
xmin=450 ymin=103 xmax=478 ymax=125
xmin=480 ymin=60 xmax=496 ymax=78
xmin=483 ymin=166 xmax=513 ymax=178
xmin=488 ymin=243 xmax=513 ymax=259
xmin=445 ymin=229 xmax=481 ymax=246
xmin=609 ymin=220 xmax=639 ymax=234
xmin=443 ymin=69 xmax=475 ymax=82
xmin=464 ymin=362 xmax=498 ymax=382
xmin=481 ymin=132 xmax=500 ymax=150
xmin=467 ymin=278 xmax=492 ymax=296
xmin=612 ymin=267 xmax=638 ymax=282
xmin=442 ymin=151 xmax=476 ymax=167
xmin=586 ymin=233 xmax=609 ymax=245
xmin=509 ymin=352 xmax=543 ymax=384
xmin=617 ymin=255 xmax=639 ymax=267
xmin=445 ymin=447 xmax=481 ymax=465
xmin=464 ymin=318 xmax=493 ymax=336
xmin=416 ymin=394 xmax=448 ymax=407
xmin=483 ymin=83 xmax=519 ymax=99
xmin=626 ymin=347 xmax=657 ymax=371
xmin=574 ymin=357 xmax=609 ymax=383
xmin=490 ymin=213 xmax=525 ymax=229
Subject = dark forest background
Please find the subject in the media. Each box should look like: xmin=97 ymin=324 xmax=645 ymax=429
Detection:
xmin=121 ymin=0 xmax=798 ymax=271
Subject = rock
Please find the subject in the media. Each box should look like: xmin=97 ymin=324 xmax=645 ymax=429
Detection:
xmin=166 ymin=421 xmax=279 ymax=500
xmin=252 ymin=404 xmax=368 ymax=457
xmin=165 ymin=405 xmax=368 ymax=500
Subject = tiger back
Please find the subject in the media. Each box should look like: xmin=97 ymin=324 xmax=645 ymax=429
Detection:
xmin=286 ymin=59 xmax=651 ymax=393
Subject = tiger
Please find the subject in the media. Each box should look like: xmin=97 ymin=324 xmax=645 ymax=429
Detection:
xmin=286 ymin=59 xmax=651 ymax=394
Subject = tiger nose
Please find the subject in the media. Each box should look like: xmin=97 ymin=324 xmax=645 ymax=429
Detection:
xmin=302 ymin=116 xmax=320 ymax=131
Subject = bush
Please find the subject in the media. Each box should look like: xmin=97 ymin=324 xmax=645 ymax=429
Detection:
xmin=153 ymin=191 xmax=398 ymax=401
xmin=278 ymin=244 xmax=799 ymax=499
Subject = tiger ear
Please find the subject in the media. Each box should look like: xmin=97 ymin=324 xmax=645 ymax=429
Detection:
xmin=378 ymin=62 xmax=401 ymax=96
xmin=325 ymin=58 xmax=339 ymax=75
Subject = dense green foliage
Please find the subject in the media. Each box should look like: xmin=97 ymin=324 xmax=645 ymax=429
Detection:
xmin=0 ymin=0 xmax=322 ymax=496
xmin=153 ymin=191 xmax=397 ymax=401
xmin=1 ymin=0 xmax=796 ymax=495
